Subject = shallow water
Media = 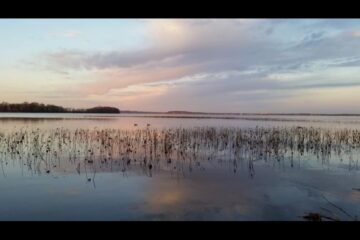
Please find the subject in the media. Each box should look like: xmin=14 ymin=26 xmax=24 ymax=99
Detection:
xmin=2 ymin=113 xmax=360 ymax=130
xmin=0 ymin=113 xmax=359 ymax=221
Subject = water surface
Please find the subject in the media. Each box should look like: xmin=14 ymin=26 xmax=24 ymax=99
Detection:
xmin=0 ymin=113 xmax=359 ymax=221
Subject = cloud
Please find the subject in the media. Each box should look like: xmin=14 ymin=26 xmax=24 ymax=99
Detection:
xmin=28 ymin=19 xmax=360 ymax=112
xmin=45 ymin=20 xmax=360 ymax=74
xmin=44 ymin=19 xmax=275 ymax=70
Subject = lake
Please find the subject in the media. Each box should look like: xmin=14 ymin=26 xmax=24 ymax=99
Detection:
xmin=0 ymin=113 xmax=359 ymax=221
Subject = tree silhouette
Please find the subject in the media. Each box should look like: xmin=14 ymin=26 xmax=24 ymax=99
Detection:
xmin=0 ymin=102 xmax=120 ymax=113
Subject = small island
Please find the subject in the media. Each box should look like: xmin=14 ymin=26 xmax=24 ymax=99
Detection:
xmin=0 ymin=102 xmax=120 ymax=114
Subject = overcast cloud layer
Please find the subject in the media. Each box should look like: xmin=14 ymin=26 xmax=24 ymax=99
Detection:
xmin=1 ymin=19 xmax=360 ymax=113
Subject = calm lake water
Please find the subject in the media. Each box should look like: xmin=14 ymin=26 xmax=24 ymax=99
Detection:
xmin=0 ymin=113 xmax=359 ymax=221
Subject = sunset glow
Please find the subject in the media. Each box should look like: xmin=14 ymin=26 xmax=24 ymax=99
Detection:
xmin=1 ymin=19 xmax=360 ymax=113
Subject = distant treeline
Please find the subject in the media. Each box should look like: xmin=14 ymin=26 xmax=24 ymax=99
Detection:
xmin=0 ymin=102 xmax=120 ymax=114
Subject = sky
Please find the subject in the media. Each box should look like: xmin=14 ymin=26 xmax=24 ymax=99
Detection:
xmin=1 ymin=19 xmax=360 ymax=113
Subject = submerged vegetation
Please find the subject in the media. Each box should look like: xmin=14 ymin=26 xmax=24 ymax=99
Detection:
xmin=0 ymin=102 xmax=120 ymax=114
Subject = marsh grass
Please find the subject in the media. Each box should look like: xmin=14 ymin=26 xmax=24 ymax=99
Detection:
xmin=0 ymin=126 xmax=359 ymax=180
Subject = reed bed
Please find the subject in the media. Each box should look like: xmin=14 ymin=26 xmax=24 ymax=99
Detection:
xmin=0 ymin=126 xmax=359 ymax=179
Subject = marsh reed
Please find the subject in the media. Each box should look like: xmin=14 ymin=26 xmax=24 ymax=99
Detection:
xmin=0 ymin=126 xmax=359 ymax=179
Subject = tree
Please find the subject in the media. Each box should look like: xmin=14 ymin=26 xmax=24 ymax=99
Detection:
xmin=0 ymin=102 xmax=120 ymax=114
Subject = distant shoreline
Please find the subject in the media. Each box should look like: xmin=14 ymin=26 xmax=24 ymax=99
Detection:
xmin=123 ymin=111 xmax=360 ymax=117
xmin=0 ymin=102 xmax=120 ymax=114
xmin=1 ymin=111 xmax=360 ymax=117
